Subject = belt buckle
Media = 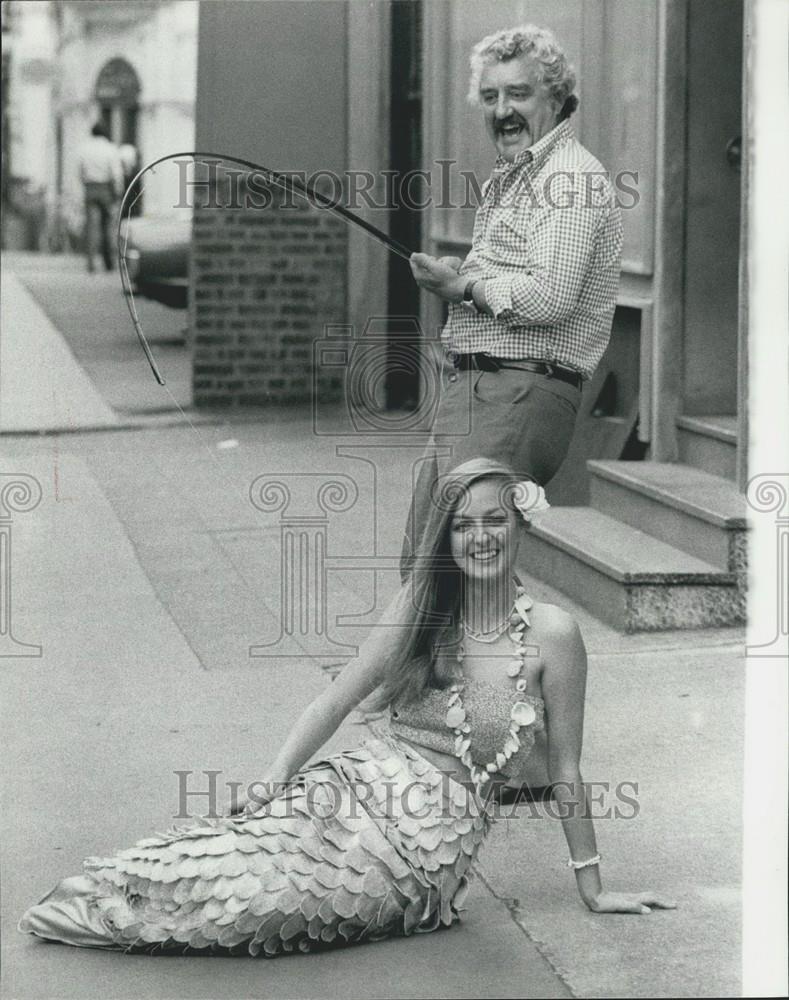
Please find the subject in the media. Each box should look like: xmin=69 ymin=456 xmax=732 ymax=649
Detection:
xmin=544 ymin=362 xmax=555 ymax=379
xmin=478 ymin=354 xmax=500 ymax=372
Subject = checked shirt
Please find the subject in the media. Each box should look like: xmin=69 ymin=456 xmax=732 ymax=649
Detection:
xmin=443 ymin=120 xmax=623 ymax=380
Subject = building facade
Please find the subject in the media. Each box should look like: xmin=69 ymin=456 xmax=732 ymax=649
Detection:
xmin=1 ymin=0 xmax=197 ymax=249
xmin=1 ymin=0 xmax=57 ymax=249
xmin=191 ymin=0 xmax=751 ymax=630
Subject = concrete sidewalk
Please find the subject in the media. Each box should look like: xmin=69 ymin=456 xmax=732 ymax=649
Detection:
xmin=0 ymin=268 xmax=119 ymax=432
xmin=0 ymin=420 xmax=744 ymax=999
xmin=5 ymin=251 xmax=193 ymax=418
xmin=0 ymin=444 xmax=570 ymax=1000
xmin=0 ymin=267 xmax=744 ymax=997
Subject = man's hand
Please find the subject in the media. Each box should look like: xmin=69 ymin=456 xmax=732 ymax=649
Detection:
xmin=410 ymin=252 xmax=467 ymax=303
xmin=437 ymin=256 xmax=464 ymax=271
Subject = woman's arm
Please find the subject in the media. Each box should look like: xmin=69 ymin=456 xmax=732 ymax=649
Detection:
xmin=229 ymin=585 xmax=411 ymax=814
xmin=541 ymin=610 xmax=602 ymax=904
xmin=541 ymin=608 xmax=676 ymax=915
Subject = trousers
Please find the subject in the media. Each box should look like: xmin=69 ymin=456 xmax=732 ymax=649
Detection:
xmin=400 ymin=356 xmax=581 ymax=580
xmin=83 ymin=181 xmax=115 ymax=271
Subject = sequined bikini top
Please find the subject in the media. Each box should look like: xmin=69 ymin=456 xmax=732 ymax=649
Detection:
xmin=389 ymin=676 xmax=545 ymax=782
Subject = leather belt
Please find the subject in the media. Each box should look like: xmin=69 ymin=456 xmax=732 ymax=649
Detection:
xmin=452 ymin=352 xmax=583 ymax=389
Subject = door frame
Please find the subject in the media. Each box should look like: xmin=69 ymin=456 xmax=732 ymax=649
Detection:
xmin=737 ymin=1 xmax=753 ymax=491
xmin=649 ymin=0 xmax=688 ymax=464
xmin=651 ymin=0 xmax=748 ymax=486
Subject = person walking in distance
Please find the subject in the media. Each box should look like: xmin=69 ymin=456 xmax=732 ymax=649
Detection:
xmin=78 ymin=123 xmax=123 ymax=273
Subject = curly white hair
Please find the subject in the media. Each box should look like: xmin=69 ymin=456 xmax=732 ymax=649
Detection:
xmin=467 ymin=24 xmax=578 ymax=118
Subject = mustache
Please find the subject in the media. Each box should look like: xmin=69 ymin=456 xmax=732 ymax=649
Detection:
xmin=493 ymin=116 xmax=528 ymax=135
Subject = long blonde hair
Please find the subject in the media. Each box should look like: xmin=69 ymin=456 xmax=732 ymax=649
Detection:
xmin=368 ymin=458 xmax=520 ymax=709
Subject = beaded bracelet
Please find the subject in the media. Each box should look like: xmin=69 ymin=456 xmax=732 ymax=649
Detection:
xmin=567 ymin=854 xmax=601 ymax=870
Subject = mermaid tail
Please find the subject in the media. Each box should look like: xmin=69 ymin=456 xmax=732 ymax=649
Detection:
xmin=19 ymin=736 xmax=490 ymax=956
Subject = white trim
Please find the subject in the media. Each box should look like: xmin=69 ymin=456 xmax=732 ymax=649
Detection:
xmin=650 ymin=0 xmax=688 ymax=461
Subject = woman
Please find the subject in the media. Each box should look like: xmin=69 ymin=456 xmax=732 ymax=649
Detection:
xmin=19 ymin=459 xmax=674 ymax=957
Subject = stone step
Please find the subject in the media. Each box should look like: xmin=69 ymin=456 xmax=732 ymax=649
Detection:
xmin=677 ymin=414 xmax=738 ymax=481
xmin=518 ymin=507 xmax=743 ymax=633
xmin=587 ymin=460 xmax=746 ymax=573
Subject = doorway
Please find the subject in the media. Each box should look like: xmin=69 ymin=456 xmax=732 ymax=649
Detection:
xmin=385 ymin=0 xmax=422 ymax=409
xmin=681 ymin=0 xmax=743 ymax=417
xmin=95 ymin=58 xmax=141 ymax=214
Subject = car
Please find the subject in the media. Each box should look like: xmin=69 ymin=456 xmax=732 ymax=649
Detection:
xmin=120 ymin=214 xmax=190 ymax=308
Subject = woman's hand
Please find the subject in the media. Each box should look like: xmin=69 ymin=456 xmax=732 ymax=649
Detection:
xmin=225 ymin=780 xmax=283 ymax=817
xmin=587 ymin=890 xmax=677 ymax=915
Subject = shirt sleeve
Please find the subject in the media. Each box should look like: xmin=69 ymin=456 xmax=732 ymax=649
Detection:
xmin=112 ymin=151 xmax=125 ymax=197
xmin=483 ymin=172 xmax=615 ymax=326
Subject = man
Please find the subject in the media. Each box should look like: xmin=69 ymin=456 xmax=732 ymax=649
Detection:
xmin=401 ymin=24 xmax=623 ymax=578
xmin=118 ymin=142 xmax=139 ymax=192
xmin=78 ymin=123 xmax=123 ymax=273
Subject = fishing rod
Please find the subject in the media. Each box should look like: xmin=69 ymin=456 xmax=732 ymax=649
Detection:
xmin=117 ymin=151 xmax=416 ymax=385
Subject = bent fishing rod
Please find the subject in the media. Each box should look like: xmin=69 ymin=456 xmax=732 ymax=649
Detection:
xmin=117 ymin=151 xmax=416 ymax=386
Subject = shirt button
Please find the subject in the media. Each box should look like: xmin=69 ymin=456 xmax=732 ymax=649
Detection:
xmin=448 ymin=373 xmax=458 ymax=383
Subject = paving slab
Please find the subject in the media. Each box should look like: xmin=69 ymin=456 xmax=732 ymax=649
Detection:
xmin=0 ymin=268 xmax=119 ymax=432
xmin=477 ymin=644 xmax=743 ymax=999
xmin=6 ymin=250 xmax=192 ymax=417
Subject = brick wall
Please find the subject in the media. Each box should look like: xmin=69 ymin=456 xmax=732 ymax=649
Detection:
xmin=190 ymin=183 xmax=347 ymax=407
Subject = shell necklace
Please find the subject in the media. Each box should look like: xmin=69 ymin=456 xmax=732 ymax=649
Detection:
xmin=446 ymin=584 xmax=537 ymax=793
xmin=462 ymin=612 xmax=511 ymax=643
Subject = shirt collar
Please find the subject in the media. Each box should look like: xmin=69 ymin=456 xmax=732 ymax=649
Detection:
xmin=493 ymin=119 xmax=574 ymax=175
